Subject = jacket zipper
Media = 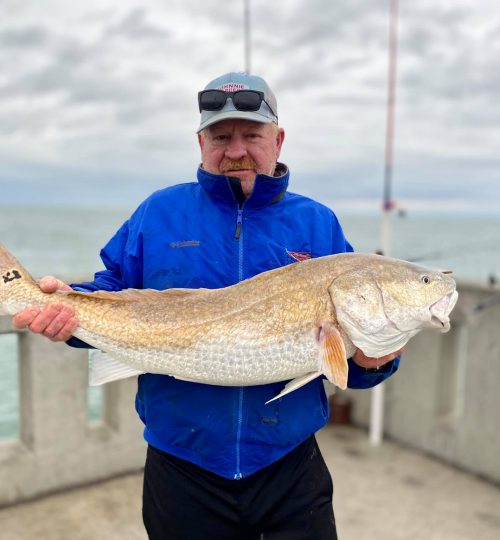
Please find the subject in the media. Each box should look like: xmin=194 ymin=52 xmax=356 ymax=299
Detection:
xmin=234 ymin=386 xmax=244 ymax=480
xmin=234 ymin=204 xmax=244 ymax=479
xmin=234 ymin=207 xmax=243 ymax=240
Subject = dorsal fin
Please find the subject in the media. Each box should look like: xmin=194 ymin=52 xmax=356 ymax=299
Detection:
xmin=63 ymin=287 xmax=210 ymax=303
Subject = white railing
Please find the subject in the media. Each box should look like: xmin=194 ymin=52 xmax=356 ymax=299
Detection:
xmin=0 ymin=316 xmax=145 ymax=507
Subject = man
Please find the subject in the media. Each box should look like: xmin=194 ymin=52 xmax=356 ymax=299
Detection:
xmin=14 ymin=72 xmax=400 ymax=539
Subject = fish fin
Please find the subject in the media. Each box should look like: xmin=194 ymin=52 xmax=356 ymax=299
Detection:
xmin=318 ymin=322 xmax=348 ymax=390
xmin=65 ymin=287 xmax=210 ymax=303
xmin=265 ymin=372 xmax=322 ymax=404
xmin=89 ymin=350 xmax=144 ymax=385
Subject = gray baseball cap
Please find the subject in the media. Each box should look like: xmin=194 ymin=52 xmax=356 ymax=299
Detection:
xmin=197 ymin=72 xmax=278 ymax=133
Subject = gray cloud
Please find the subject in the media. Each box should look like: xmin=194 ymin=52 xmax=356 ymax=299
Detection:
xmin=0 ymin=0 xmax=498 ymax=212
xmin=0 ymin=26 xmax=49 ymax=48
xmin=106 ymin=7 xmax=170 ymax=40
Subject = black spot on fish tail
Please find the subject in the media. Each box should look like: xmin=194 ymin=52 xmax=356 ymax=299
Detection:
xmin=2 ymin=270 xmax=21 ymax=283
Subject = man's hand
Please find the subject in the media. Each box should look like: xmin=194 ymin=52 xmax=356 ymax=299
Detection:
xmin=352 ymin=348 xmax=403 ymax=370
xmin=12 ymin=276 xmax=78 ymax=342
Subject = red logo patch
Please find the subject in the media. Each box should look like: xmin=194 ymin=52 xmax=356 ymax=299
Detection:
xmin=287 ymin=250 xmax=311 ymax=262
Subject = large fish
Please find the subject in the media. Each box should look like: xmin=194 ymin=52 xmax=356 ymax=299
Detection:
xmin=0 ymin=244 xmax=458 ymax=401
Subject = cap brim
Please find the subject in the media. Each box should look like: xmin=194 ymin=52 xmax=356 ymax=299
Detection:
xmin=197 ymin=110 xmax=274 ymax=133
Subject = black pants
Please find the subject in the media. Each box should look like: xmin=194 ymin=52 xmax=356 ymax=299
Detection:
xmin=143 ymin=436 xmax=337 ymax=540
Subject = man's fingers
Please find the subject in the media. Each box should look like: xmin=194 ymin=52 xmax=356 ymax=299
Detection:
xmin=12 ymin=307 xmax=40 ymax=329
xmin=12 ymin=304 xmax=78 ymax=341
xmin=43 ymin=305 xmax=77 ymax=339
xmin=12 ymin=273 xmax=78 ymax=341
xmin=352 ymin=347 xmax=403 ymax=369
xmin=23 ymin=304 xmax=75 ymax=336
xmin=379 ymin=348 xmax=404 ymax=363
xmin=25 ymin=304 xmax=63 ymax=334
xmin=39 ymin=276 xmax=71 ymax=293
xmin=362 ymin=357 xmax=383 ymax=369
xmin=49 ymin=317 xmax=79 ymax=342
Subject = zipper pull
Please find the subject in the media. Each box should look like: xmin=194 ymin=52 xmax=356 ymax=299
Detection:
xmin=234 ymin=209 xmax=243 ymax=240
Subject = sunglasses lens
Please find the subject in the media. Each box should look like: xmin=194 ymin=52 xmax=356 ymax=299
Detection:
xmin=199 ymin=90 xmax=267 ymax=114
xmin=233 ymin=91 xmax=263 ymax=111
xmin=199 ymin=90 xmax=227 ymax=111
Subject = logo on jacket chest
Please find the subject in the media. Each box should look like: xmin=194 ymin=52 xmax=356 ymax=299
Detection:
xmin=286 ymin=250 xmax=311 ymax=262
xmin=169 ymin=240 xmax=201 ymax=248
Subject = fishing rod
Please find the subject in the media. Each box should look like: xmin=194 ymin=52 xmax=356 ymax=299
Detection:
xmin=371 ymin=0 xmax=399 ymax=448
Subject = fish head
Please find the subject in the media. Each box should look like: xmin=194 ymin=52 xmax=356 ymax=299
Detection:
xmin=373 ymin=258 xmax=458 ymax=333
xmin=328 ymin=255 xmax=458 ymax=358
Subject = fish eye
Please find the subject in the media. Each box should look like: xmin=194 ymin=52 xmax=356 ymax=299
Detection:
xmin=420 ymin=275 xmax=430 ymax=284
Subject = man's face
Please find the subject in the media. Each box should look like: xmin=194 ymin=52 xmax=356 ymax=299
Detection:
xmin=198 ymin=119 xmax=285 ymax=197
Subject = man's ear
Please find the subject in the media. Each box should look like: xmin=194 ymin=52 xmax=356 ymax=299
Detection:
xmin=198 ymin=132 xmax=204 ymax=151
xmin=275 ymin=127 xmax=285 ymax=158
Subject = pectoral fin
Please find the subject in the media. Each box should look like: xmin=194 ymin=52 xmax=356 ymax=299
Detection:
xmin=89 ymin=350 xmax=145 ymax=385
xmin=265 ymin=322 xmax=348 ymax=404
xmin=318 ymin=321 xmax=348 ymax=389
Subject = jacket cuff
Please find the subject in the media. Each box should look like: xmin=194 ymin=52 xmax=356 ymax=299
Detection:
xmin=346 ymin=356 xmax=400 ymax=389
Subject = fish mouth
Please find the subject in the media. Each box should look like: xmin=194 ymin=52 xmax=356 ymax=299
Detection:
xmin=429 ymin=290 xmax=459 ymax=331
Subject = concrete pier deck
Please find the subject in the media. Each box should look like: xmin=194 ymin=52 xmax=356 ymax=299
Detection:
xmin=1 ymin=424 xmax=499 ymax=540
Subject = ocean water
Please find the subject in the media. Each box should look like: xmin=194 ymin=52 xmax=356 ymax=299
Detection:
xmin=1 ymin=205 xmax=499 ymax=437
xmin=340 ymin=212 xmax=500 ymax=282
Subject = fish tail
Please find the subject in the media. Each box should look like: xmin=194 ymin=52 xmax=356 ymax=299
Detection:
xmin=0 ymin=244 xmax=32 ymax=280
xmin=0 ymin=244 xmax=37 ymax=312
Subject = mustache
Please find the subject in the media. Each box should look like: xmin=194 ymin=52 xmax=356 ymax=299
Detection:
xmin=219 ymin=157 xmax=258 ymax=173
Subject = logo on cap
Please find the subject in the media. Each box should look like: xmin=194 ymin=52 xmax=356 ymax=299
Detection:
xmin=218 ymin=83 xmax=248 ymax=92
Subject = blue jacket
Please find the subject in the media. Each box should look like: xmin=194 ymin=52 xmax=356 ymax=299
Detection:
xmin=71 ymin=163 xmax=399 ymax=479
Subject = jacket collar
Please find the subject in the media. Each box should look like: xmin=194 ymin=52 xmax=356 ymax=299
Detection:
xmin=197 ymin=162 xmax=289 ymax=209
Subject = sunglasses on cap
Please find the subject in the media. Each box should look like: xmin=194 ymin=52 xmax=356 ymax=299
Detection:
xmin=198 ymin=89 xmax=277 ymax=117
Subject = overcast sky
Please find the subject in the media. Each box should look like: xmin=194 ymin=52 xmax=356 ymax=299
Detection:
xmin=1 ymin=0 xmax=499 ymax=213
